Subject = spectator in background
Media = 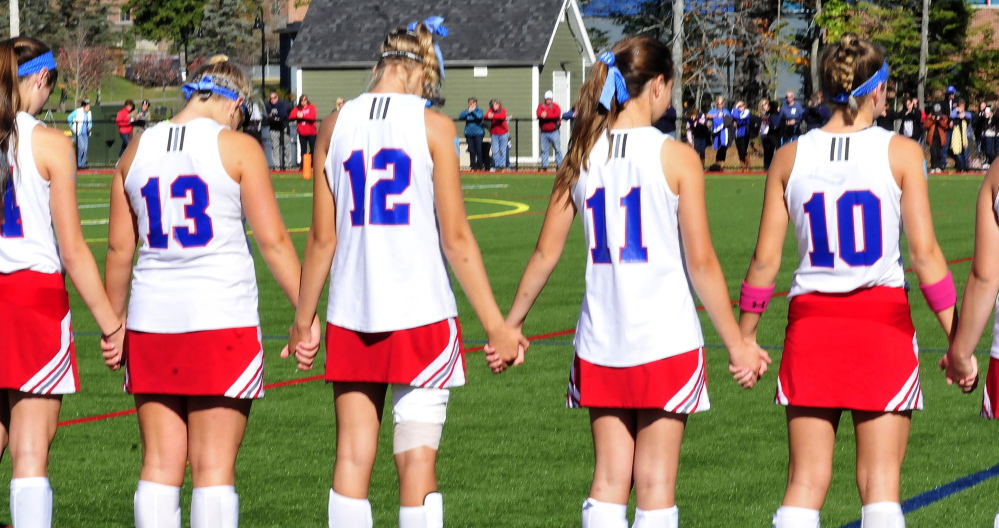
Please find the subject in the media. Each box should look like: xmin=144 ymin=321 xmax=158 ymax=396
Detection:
xmin=707 ymin=96 xmax=732 ymax=169
xmin=245 ymin=97 xmax=263 ymax=144
xmin=67 ymin=98 xmax=91 ymax=169
xmin=924 ymin=103 xmax=950 ymax=173
xmin=759 ymin=98 xmax=780 ymax=171
xmin=116 ymin=99 xmax=135 ymax=156
xmin=485 ymin=99 xmax=509 ymax=170
xmin=899 ymin=97 xmax=923 ymax=143
xmin=802 ymin=93 xmax=830 ymax=131
xmin=778 ymin=90 xmax=804 ymax=144
xmin=537 ymin=90 xmax=562 ymax=170
xmin=652 ymin=106 xmax=677 ymax=138
xmin=130 ymin=100 xmax=151 ymax=139
xmin=982 ymin=106 xmax=998 ymax=168
xmin=458 ymin=97 xmax=485 ymax=170
xmin=686 ymin=107 xmax=709 ymax=163
xmin=290 ymin=94 xmax=318 ymax=161
xmin=975 ymin=101 xmax=988 ymax=158
xmin=946 ymin=85 xmax=958 ymax=113
xmin=951 ymin=99 xmax=972 ymax=172
xmin=732 ymin=100 xmax=752 ymax=171
xmin=875 ymin=106 xmax=896 ymax=131
xmin=265 ymin=91 xmax=290 ymax=169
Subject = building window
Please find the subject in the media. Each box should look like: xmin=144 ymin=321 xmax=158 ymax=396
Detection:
xmin=120 ymin=6 xmax=131 ymax=22
xmin=271 ymin=1 xmax=282 ymax=16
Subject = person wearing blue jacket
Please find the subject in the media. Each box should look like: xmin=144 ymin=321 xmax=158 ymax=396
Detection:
xmin=458 ymin=97 xmax=485 ymax=170
xmin=732 ymin=100 xmax=752 ymax=171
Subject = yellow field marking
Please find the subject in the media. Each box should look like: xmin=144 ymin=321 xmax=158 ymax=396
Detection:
xmin=465 ymin=197 xmax=530 ymax=220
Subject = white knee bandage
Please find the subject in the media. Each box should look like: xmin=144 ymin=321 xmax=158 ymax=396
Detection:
xmin=392 ymin=385 xmax=448 ymax=454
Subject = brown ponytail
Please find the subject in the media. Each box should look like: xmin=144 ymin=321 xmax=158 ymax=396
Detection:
xmin=371 ymin=23 xmax=442 ymax=102
xmin=553 ymin=36 xmax=673 ymax=204
xmin=0 ymin=37 xmax=55 ymax=208
xmin=820 ymin=33 xmax=885 ymax=124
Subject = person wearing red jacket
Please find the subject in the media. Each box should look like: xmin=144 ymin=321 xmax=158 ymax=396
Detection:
xmin=485 ymin=99 xmax=509 ymax=169
xmin=116 ymin=99 xmax=135 ymax=157
xmin=290 ymin=94 xmax=318 ymax=161
xmin=537 ymin=90 xmax=562 ymax=169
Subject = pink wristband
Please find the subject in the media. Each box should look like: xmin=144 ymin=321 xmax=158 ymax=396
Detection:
xmin=739 ymin=281 xmax=775 ymax=313
xmin=919 ymin=271 xmax=956 ymax=312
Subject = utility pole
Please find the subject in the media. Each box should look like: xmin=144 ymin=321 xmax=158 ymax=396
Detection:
xmin=673 ymin=0 xmax=684 ymax=134
xmin=810 ymin=0 xmax=822 ymax=97
xmin=9 ymin=0 xmax=18 ymax=38
xmin=918 ymin=0 xmax=930 ymax=109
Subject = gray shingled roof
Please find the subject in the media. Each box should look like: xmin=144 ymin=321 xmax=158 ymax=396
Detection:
xmin=288 ymin=0 xmax=567 ymax=68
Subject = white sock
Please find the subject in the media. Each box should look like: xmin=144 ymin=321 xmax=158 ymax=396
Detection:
xmin=582 ymin=498 xmax=628 ymax=528
xmin=134 ymin=480 xmax=181 ymax=528
xmin=860 ymin=502 xmax=904 ymax=528
xmin=10 ymin=477 xmax=52 ymax=528
xmin=633 ymin=506 xmax=678 ymax=528
xmin=993 ymin=511 xmax=999 ymax=528
xmin=399 ymin=492 xmax=444 ymax=528
xmin=190 ymin=485 xmax=239 ymax=528
xmin=772 ymin=506 xmax=820 ymax=528
xmin=329 ymin=489 xmax=373 ymax=528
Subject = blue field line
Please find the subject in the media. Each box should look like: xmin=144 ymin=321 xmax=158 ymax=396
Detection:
xmin=837 ymin=463 xmax=999 ymax=528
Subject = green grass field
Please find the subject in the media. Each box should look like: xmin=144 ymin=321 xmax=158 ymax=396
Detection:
xmin=0 ymin=171 xmax=996 ymax=527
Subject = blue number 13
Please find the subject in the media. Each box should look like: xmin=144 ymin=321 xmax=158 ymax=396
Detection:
xmin=140 ymin=175 xmax=214 ymax=249
xmin=585 ymin=187 xmax=648 ymax=264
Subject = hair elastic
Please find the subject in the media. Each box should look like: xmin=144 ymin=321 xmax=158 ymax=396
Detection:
xmin=17 ymin=51 xmax=56 ymax=78
xmin=919 ymin=270 xmax=956 ymax=312
xmin=831 ymin=61 xmax=889 ymax=104
xmin=598 ymin=52 xmax=629 ymax=110
xmin=739 ymin=281 xmax=775 ymax=314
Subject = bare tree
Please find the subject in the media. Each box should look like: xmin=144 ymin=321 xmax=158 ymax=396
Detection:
xmin=57 ymin=23 xmax=114 ymax=106
xmin=130 ymin=53 xmax=179 ymax=94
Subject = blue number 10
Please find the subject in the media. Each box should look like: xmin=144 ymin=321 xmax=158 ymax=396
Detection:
xmin=585 ymin=187 xmax=648 ymax=264
xmin=802 ymin=190 xmax=882 ymax=268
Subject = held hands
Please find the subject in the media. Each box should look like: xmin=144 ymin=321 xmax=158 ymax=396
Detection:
xmin=482 ymin=322 xmax=529 ymax=374
xmin=728 ymin=336 xmax=772 ymax=389
xmin=100 ymin=322 xmax=126 ymax=371
xmin=283 ymin=316 xmax=322 ymax=371
xmin=939 ymin=349 xmax=979 ymax=393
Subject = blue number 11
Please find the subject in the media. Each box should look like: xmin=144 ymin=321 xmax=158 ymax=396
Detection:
xmin=585 ymin=187 xmax=648 ymax=264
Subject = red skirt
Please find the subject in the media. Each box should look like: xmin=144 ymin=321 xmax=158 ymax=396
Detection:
xmin=325 ymin=317 xmax=465 ymax=388
xmin=0 ymin=270 xmax=78 ymax=394
xmin=568 ymin=348 xmax=709 ymax=412
xmin=125 ymin=326 xmax=264 ymax=398
xmin=778 ymin=286 xmax=921 ymax=412
xmin=982 ymin=357 xmax=999 ymax=419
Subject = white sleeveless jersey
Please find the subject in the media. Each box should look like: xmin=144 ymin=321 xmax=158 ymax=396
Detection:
xmin=125 ymin=118 xmax=259 ymax=333
xmin=785 ymin=127 xmax=906 ymax=298
xmin=0 ymin=113 xmax=62 ymax=274
xmin=325 ymin=93 xmax=457 ymax=332
xmin=570 ymin=127 xmax=704 ymax=368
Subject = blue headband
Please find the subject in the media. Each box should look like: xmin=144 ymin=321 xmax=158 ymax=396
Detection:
xmin=407 ymin=16 xmax=448 ymax=79
xmin=598 ymin=52 xmax=629 ymax=110
xmin=831 ymin=61 xmax=889 ymax=104
xmin=17 ymin=52 xmax=56 ymax=78
xmin=181 ymin=75 xmax=243 ymax=102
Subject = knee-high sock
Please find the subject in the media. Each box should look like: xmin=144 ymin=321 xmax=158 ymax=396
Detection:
xmin=633 ymin=506 xmax=678 ymax=528
xmin=134 ymin=480 xmax=181 ymax=528
xmin=860 ymin=502 xmax=904 ymax=528
xmin=772 ymin=506 xmax=820 ymax=528
xmin=399 ymin=492 xmax=443 ymax=528
xmin=10 ymin=477 xmax=52 ymax=528
xmin=190 ymin=485 xmax=239 ymax=528
xmin=329 ymin=489 xmax=373 ymax=528
xmin=582 ymin=498 xmax=628 ymax=528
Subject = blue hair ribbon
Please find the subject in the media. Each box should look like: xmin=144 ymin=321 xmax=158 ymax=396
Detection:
xmin=831 ymin=61 xmax=889 ymax=104
xmin=408 ymin=16 xmax=448 ymax=79
xmin=181 ymin=75 xmax=248 ymax=117
xmin=598 ymin=51 xmax=629 ymax=110
xmin=17 ymin=51 xmax=56 ymax=78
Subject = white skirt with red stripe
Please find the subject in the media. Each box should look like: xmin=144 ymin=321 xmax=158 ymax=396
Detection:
xmin=0 ymin=270 xmax=79 ymax=395
xmin=325 ymin=317 xmax=465 ymax=388
xmin=567 ymin=348 xmax=709 ymax=412
xmin=124 ymin=326 xmax=264 ymax=398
